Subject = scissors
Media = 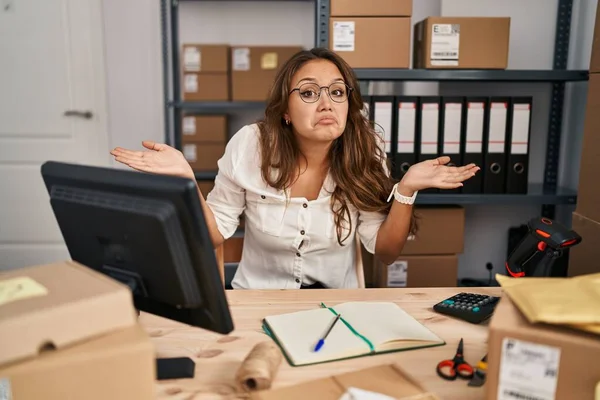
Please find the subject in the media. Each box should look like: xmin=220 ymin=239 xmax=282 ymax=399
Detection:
xmin=468 ymin=354 xmax=488 ymax=387
xmin=436 ymin=338 xmax=474 ymax=381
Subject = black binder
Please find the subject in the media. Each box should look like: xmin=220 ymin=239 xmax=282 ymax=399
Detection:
xmin=394 ymin=96 xmax=418 ymax=181
xmin=461 ymin=97 xmax=487 ymax=194
xmin=506 ymin=97 xmax=532 ymax=194
xmin=483 ymin=97 xmax=510 ymax=194
xmin=417 ymin=97 xmax=441 ymax=194
xmin=440 ymin=97 xmax=465 ymax=194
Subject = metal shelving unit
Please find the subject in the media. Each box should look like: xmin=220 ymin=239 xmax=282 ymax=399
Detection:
xmin=161 ymin=0 xmax=586 ymax=214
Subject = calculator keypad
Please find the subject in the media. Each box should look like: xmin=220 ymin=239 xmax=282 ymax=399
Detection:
xmin=433 ymin=293 xmax=500 ymax=324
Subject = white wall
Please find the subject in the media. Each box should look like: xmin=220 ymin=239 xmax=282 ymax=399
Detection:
xmin=100 ymin=0 xmax=597 ymax=282
xmin=102 ymin=0 xmax=165 ymax=166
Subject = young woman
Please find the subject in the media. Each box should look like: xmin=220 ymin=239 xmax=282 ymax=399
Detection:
xmin=111 ymin=48 xmax=479 ymax=289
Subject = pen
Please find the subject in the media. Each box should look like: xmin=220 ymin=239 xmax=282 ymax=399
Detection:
xmin=313 ymin=313 xmax=342 ymax=352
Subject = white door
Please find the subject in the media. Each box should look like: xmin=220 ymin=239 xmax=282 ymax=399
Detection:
xmin=0 ymin=0 xmax=110 ymax=270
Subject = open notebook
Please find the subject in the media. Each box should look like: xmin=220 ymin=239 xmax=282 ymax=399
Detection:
xmin=262 ymin=301 xmax=445 ymax=366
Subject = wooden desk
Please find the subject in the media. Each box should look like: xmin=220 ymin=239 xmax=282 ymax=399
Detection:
xmin=141 ymin=287 xmax=502 ymax=400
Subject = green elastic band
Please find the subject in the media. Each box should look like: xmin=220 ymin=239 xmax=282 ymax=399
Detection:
xmin=320 ymin=302 xmax=375 ymax=353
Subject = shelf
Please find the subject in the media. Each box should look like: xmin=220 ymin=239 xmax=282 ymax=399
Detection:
xmin=416 ymin=185 xmax=577 ymax=205
xmin=194 ymin=172 xmax=577 ymax=205
xmin=173 ymin=101 xmax=265 ymax=113
xmin=353 ymin=69 xmax=589 ymax=82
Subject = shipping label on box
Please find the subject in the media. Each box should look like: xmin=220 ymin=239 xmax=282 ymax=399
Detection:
xmin=430 ymin=23 xmax=460 ymax=66
xmin=332 ymin=21 xmax=355 ymax=51
xmin=387 ymin=261 xmax=408 ymax=287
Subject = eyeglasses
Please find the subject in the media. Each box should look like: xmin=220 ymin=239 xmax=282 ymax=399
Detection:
xmin=289 ymin=82 xmax=353 ymax=103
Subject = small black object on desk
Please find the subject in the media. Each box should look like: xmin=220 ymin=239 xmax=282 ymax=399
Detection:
xmin=433 ymin=293 xmax=500 ymax=324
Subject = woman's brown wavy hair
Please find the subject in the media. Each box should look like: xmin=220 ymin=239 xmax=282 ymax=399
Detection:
xmin=256 ymin=47 xmax=418 ymax=246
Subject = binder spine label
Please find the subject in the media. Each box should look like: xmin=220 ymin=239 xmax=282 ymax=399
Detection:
xmin=489 ymin=102 xmax=507 ymax=153
xmin=332 ymin=21 xmax=355 ymax=52
xmin=397 ymin=102 xmax=416 ymax=153
xmin=431 ymin=24 xmax=460 ymax=66
xmin=374 ymin=102 xmax=393 ymax=153
xmin=443 ymin=103 xmax=462 ymax=154
xmin=511 ymin=104 xmax=531 ymax=155
xmin=421 ymin=103 xmax=439 ymax=154
xmin=466 ymin=102 xmax=484 ymax=153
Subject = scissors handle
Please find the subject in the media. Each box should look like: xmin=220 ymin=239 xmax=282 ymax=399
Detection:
xmin=436 ymin=360 xmax=474 ymax=380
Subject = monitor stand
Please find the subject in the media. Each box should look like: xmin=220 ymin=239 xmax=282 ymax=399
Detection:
xmin=156 ymin=357 xmax=196 ymax=380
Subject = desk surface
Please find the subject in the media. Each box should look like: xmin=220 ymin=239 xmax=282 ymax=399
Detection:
xmin=141 ymin=287 xmax=502 ymax=400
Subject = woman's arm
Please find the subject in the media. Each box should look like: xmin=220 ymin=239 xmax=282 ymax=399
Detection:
xmin=373 ymin=181 xmax=415 ymax=265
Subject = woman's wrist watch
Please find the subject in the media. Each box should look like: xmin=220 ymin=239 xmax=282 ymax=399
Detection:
xmin=387 ymin=182 xmax=418 ymax=205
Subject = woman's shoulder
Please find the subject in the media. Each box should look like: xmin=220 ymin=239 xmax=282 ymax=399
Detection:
xmin=228 ymin=123 xmax=261 ymax=150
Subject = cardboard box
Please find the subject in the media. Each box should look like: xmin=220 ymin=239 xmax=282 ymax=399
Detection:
xmin=575 ymin=73 xmax=600 ymax=222
xmin=197 ymin=179 xmax=215 ymax=197
xmin=403 ymin=206 xmax=465 ymax=255
xmin=375 ymin=254 xmax=459 ymax=288
xmin=224 ymin=236 xmax=244 ymax=263
xmin=413 ymin=17 xmax=510 ymax=69
xmin=231 ymin=46 xmax=303 ymax=101
xmin=182 ymin=44 xmax=229 ymax=73
xmin=568 ymin=211 xmax=600 ymax=277
xmin=182 ymin=115 xmax=227 ymax=142
xmin=0 ymin=324 xmax=155 ymax=400
xmin=182 ymin=72 xmax=229 ymax=101
xmin=590 ymin=5 xmax=600 ymax=73
xmin=486 ymin=296 xmax=600 ymax=400
xmin=250 ymin=363 xmax=439 ymax=400
xmin=329 ymin=17 xmax=411 ymax=68
xmin=330 ymin=0 xmax=412 ymax=17
xmin=0 ymin=260 xmax=138 ymax=366
xmin=0 ymin=261 xmax=155 ymax=400
xmin=182 ymin=142 xmax=226 ymax=171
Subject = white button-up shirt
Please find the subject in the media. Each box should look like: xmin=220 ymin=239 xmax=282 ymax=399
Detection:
xmin=206 ymin=124 xmax=387 ymax=289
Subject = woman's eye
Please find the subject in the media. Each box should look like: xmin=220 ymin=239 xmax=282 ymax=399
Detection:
xmin=300 ymin=90 xmax=317 ymax=98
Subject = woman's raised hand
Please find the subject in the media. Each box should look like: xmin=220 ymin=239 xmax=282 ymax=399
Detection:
xmin=110 ymin=141 xmax=194 ymax=179
xmin=401 ymin=156 xmax=480 ymax=192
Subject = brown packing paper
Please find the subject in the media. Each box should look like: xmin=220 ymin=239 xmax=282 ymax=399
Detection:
xmin=495 ymin=273 xmax=600 ymax=334
xmin=235 ymin=341 xmax=283 ymax=392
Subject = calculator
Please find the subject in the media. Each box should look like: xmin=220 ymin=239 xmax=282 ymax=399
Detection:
xmin=433 ymin=293 xmax=501 ymax=324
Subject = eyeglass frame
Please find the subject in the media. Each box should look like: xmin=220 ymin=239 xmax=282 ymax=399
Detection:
xmin=288 ymin=82 xmax=354 ymax=104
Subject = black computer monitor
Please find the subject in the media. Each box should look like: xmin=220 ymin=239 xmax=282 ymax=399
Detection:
xmin=41 ymin=160 xmax=234 ymax=380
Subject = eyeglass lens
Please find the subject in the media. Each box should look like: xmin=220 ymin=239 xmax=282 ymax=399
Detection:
xmin=297 ymin=83 xmax=349 ymax=103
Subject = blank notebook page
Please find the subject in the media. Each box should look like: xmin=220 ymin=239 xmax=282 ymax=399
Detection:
xmin=264 ymin=307 xmax=371 ymax=365
xmin=330 ymin=302 xmax=443 ymax=348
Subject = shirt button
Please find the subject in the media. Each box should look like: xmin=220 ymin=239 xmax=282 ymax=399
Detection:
xmin=295 ymin=278 xmax=300 ymax=283
xmin=300 ymin=230 xmax=305 ymax=235
xmin=302 ymin=203 xmax=308 ymax=208
xmin=261 ymin=195 xmax=265 ymax=199
xmin=296 ymin=252 xmax=301 ymax=257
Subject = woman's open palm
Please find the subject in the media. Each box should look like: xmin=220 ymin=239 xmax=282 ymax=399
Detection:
xmin=110 ymin=141 xmax=194 ymax=179
xmin=402 ymin=156 xmax=480 ymax=191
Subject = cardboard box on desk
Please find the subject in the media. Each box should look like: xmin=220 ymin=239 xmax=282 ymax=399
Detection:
xmin=486 ymin=296 xmax=600 ymax=400
xmin=250 ymin=363 xmax=439 ymax=400
xmin=568 ymin=211 xmax=600 ymax=277
xmin=231 ymin=46 xmax=303 ymax=101
xmin=329 ymin=17 xmax=411 ymax=68
xmin=413 ymin=17 xmax=510 ymax=69
xmin=0 ymin=261 xmax=155 ymax=400
xmin=404 ymin=205 xmax=465 ymax=255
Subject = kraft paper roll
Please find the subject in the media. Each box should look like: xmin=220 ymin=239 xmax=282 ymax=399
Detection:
xmin=235 ymin=341 xmax=283 ymax=392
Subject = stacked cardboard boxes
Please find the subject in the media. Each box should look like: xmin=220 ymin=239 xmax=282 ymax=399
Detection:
xmin=182 ymin=44 xmax=230 ymax=101
xmin=0 ymin=261 xmax=155 ymax=400
xmin=181 ymin=114 xmax=227 ymax=172
xmin=329 ymin=0 xmax=412 ymax=68
xmin=372 ymin=206 xmax=465 ymax=288
xmin=569 ymin=6 xmax=600 ymax=277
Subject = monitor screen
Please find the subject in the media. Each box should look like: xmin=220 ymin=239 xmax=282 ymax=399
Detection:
xmin=41 ymin=161 xmax=234 ymax=336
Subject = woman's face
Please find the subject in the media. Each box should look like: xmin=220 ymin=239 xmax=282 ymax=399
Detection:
xmin=284 ymin=59 xmax=349 ymax=144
